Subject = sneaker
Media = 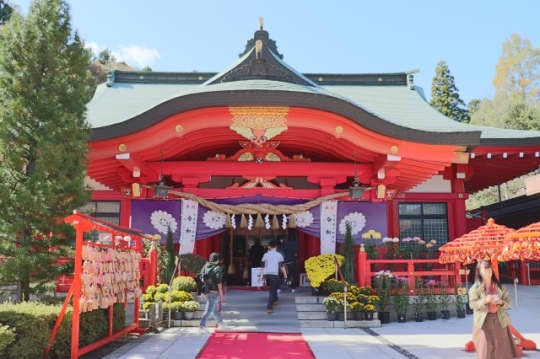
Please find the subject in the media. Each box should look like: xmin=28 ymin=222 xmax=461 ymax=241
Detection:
xmin=216 ymin=322 xmax=230 ymax=330
xmin=291 ymin=289 xmax=296 ymax=293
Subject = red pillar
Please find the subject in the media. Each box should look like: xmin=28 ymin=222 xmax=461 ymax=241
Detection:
xmin=452 ymin=178 xmax=467 ymax=240
xmin=149 ymin=249 xmax=158 ymax=286
xmin=357 ymin=245 xmax=367 ymax=286
xmin=520 ymin=260 xmax=529 ymax=285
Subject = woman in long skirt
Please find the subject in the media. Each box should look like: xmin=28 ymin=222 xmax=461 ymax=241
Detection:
xmin=469 ymin=260 xmax=518 ymax=359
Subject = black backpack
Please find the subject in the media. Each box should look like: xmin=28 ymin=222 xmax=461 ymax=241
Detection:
xmin=196 ymin=263 xmax=215 ymax=295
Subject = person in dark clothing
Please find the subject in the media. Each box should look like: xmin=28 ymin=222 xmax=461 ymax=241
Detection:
xmin=286 ymin=250 xmax=300 ymax=292
xmin=199 ymin=252 xmax=226 ymax=331
xmin=249 ymin=239 xmax=265 ymax=268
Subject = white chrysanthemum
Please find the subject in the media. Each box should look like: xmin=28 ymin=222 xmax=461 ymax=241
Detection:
xmin=203 ymin=211 xmax=226 ymax=230
xmin=150 ymin=210 xmax=178 ymax=234
xmin=339 ymin=212 xmax=366 ymax=235
xmin=295 ymin=211 xmax=313 ymax=228
xmin=231 ymin=214 xmax=236 ymax=229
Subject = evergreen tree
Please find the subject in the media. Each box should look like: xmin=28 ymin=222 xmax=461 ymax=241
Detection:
xmin=163 ymin=227 xmax=177 ymax=284
xmin=0 ymin=0 xmax=92 ymax=301
xmin=341 ymin=222 xmax=355 ymax=284
xmin=0 ymin=1 xmax=13 ymax=25
xmin=430 ymin=61 xmax=469 ymax=122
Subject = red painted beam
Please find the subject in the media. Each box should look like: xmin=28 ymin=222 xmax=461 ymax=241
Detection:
xmin=149 ymin=161 xmax=372 ymax=178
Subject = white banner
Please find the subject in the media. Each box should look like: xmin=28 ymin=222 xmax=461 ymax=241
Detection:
xmin=179 ymin=199 xmax=198 ymax=254
xmin=320 ymin=200 xmax=338 ymax=254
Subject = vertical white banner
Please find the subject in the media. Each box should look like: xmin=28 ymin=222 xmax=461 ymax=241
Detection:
xmin=179 ymin=199 xmax=198 ymax=255
xmin=320 ymin=200 xmax=337 ymax=254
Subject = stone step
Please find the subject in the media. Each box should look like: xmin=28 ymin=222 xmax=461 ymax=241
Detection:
xmin=296 ymin=303 xmax=325 ymax=311
xmin=299 ymin=319 xmax=381 ymax=328
xmin=297 ymin=312 xmax=328 ymax=320
xmin=295 ymin=296 xmax=323 ymax=304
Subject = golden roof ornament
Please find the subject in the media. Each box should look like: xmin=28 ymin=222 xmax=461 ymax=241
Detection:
xmin=259 ymin=17 xmax=264 ymax=30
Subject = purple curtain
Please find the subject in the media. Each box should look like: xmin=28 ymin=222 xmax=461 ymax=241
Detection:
xmin=130 ymin=197 xmax=387 ymax=245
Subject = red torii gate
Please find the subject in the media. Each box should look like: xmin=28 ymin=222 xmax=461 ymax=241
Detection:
xmin=45 ymin=212 xmax=155 ymax=359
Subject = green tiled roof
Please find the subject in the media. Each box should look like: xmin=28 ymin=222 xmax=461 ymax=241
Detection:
xmin=86 ymin=78 xmax=540 ymax=144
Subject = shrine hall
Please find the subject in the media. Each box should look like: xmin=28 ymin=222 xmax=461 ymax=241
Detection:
xmin=82 ymin=22 xmax=540 ymax=284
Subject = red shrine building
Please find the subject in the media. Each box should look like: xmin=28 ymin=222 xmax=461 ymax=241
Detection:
xmin=83 ymin=24 xmax=540 ymax=284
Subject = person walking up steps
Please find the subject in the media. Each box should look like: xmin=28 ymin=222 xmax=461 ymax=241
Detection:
xmin=261 ymin=240 xmax=287 ymax=314
xmin=198 ymin=252 xmax=226 ymax=331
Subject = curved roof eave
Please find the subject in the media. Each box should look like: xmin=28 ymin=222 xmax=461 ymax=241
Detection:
xmin=89 ymin=86 xmax=483 ymax=146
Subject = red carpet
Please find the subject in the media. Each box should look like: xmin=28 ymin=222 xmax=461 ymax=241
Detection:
xmin=197 ymin=331 xmax=315 ymax=359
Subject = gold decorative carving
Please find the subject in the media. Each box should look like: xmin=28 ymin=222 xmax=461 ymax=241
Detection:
xmin=390 ymin=145 xmax=399 ymax=153
xmin=238 ymin=152 xmax=254 ymax=161
xmin=335 ymin=126 xmax=343 ymax=135
xmin=229 ymin=106 xmax=289 ymax=146
xmin=118 ymin=144 xmax=127 ymax=152
xmin=175 ymin=124 xmax=183 ymax=133
xmin=265 ymin=153 xmax=281 ymax=162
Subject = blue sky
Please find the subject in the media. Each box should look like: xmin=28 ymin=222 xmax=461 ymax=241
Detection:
xmin=12 ymin=1 xmax=540 ymax=103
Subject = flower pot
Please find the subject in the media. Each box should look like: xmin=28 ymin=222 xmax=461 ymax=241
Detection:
xmin=162 ymin=311 xmax=169 ymax=320
xmin=397 ymin=313 xmax=407 ymax=323
xmin=184 ymin=311 xmax=195 ymax=320
xmin=427 ymin=311 xmax=437 ymax=320
xmin=353 ymin=312 xmax=365 ymax=320
xmin=327 ymin=311 xmax=337 ymax=321
xmin=173 ymin=311 xmax=184 ymax=320
xmin=457 ymin=310 xmax=466 ymax=318
xmin=365 ymin=312 xmax=374 ymax=321
xmin=415 ymin=312 xmax=424 ymax=322
xmin=336 ymin=312 xmax=345 ymax=321
xmin=441 ymin=310 xmax=450 ymax=320
xmin=378 ymin=311 xmax=390 ymax=324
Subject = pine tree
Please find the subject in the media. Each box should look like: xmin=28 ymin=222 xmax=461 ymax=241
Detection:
xmin=341 ymin=222 xmax=355 ymax=284
xmin=0 ymin=0 xmax=13 ymax=25
xmin=0 ymin=0 xmax=92 ymax=301
xmin=431 ymin=61 xmax=469 ymax=123
xmin=163 ymin=227 xmax=177 ymax=284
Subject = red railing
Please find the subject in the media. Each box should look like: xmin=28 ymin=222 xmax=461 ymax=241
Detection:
xmin=357 ymin=247 xmax=463 ymax=293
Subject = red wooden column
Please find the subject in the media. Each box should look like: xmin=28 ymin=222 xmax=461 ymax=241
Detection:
xmin=452 ymin=178 xmax=467 ymax=240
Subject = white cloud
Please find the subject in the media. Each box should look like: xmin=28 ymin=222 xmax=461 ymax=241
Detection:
xmin=84 ymin=41 xmax=100 ymax=56
xmin=84 ymin=41 xmax=160 ymax=69
xmin=115 ymin=45 xmax=160 ymax=68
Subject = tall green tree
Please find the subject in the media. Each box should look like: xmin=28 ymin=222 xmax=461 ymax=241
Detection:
xmin=163 ymin=227 xmax=177 ymax=285
xmin=341 ymin=222 xmax=355 ymax=284
xmin=0 ymin=0 xmax=92 ymax=301
xmin=431 ymin=61 xmax=469 ymax=123
xmin=0 ymin=1 xmax=13 ymax=25
xmin=493 ymin=33 xmax=540 ymax=102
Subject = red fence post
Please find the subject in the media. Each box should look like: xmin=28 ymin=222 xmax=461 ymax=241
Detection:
xmin=149 ymin=246 xmax=158 ymax=286
xmin=70 ymin=225 xmax=84 ymax=359
xmin=358 ymin=244 xmax=367 ymax=286
xmin=455 ymin=262 xmax=462 ymax=288
xmin=407 ymin=260 xmax=415 ymax=292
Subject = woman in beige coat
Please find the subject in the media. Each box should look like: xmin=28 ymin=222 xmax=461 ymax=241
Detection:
xmin=468 ymin=260 xmax=518 ymax=359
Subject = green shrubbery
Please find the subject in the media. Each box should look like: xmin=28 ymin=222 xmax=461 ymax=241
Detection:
xmin=0 ymin=301 xmax=125 ymax=358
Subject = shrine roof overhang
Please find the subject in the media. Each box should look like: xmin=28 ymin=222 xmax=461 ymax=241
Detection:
xmin=87 ymin=79 xmax=540 ymax=147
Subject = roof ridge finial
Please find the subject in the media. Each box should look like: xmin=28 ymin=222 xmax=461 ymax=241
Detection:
xmin=259 ymin=17 xmax=264 ymax=30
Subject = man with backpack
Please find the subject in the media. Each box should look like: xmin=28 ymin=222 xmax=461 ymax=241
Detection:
xmin=198 ymin=252 xmax=226 ymax=331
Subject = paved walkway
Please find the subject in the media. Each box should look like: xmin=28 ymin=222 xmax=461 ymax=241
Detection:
xmin=104 ymin=285 xmax=540 ymax=359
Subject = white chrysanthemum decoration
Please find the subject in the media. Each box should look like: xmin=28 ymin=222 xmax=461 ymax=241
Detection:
xmin=282 ymin=214 xmax=287 ymax=229
xmin=339 ymin=212 xmax=366 ymax=235
xmin=203 ymin=211 xmax=226 ymax=230
xmin=264 ymin=214 xmax=271 ymax=229
xmin=248 ymin=214 xmax=253 ymax=231
xmin=231 ymin=214 xmax=236 ymax=229
xmin=295 ymin=211 xmax=313 ymax=228
xmin=150 ymin=210 xmax=178 ymax=234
